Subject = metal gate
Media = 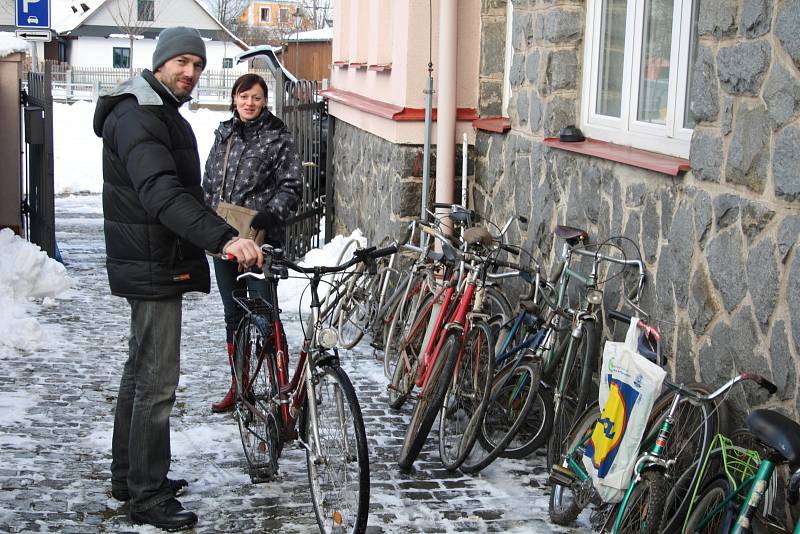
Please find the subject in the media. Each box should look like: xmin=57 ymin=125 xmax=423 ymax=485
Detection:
xmin=279 ymin=79 xmax=333 ymax=260
xmin=21 ymin=63 xmax=56 ymax=258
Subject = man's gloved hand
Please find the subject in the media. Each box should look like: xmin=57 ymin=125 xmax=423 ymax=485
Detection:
xmin=250 ymin=210 xmax=281 ymax=230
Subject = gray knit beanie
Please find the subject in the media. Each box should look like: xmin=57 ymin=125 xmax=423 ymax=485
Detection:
xmin=152 ymin=27 xmax=207 ymax=71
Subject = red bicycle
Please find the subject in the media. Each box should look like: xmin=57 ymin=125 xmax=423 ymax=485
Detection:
xmin=228 ymin=244 xmax=395 ymax=533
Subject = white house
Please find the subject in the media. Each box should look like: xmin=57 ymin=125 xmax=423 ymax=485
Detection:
xmin=50 ymin=0 xmax=249 ymax=70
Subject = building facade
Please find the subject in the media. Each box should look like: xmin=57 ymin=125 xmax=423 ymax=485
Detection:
xmin=327 ymin=0 xmax=800 ymax=416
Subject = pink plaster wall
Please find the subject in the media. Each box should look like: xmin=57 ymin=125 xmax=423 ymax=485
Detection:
xmin=330 ymin=0 xmax=481 ymax=144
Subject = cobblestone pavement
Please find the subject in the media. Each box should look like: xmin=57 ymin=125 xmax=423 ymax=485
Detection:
xmin=0 ymin=195 xmax=588 ymax=533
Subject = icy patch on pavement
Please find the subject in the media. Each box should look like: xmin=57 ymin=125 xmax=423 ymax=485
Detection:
xmin=0 ymin=229 xmax=71 ymax=351
xmin=0 ymin=392 xmax=36 ymax=426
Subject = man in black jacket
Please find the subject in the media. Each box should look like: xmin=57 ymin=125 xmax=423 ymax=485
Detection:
xmin=93 ymin=27 xmax=262 ymax=531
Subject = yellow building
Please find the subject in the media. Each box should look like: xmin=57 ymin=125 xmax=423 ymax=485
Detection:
xmin=241 ymin=1 xmax=313 ymax=29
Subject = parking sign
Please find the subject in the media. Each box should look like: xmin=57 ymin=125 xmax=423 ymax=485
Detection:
xmin=15 ymin=0 xmax=51 ymax=29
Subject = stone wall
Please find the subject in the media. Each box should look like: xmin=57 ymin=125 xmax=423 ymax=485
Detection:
xmin=472 ymin=0 xmax=800 ymax=415
xmin=331 ymin=120 xmax=472 ymax=245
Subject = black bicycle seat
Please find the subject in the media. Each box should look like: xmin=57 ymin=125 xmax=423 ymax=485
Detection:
xmin=463 ymin=226 xmax=493 ymax=248
xmin=555 ymin=225 xmax=589 ymax=245
xmin=746 ymin=409 xmax=800 ymax=464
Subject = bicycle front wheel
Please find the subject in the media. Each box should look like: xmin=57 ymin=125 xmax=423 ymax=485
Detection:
xmin=461 ymin=357 xmax=550 ymax=474
xmin=398 ymin=330 xmax=460 ymax=470
xmin=336 ymin=266 xmax=371 ymax=350
xmin=549 ymin=402 xmax=599 ymax=526
xmin=546 ymin=321 xmax=598 ymax=472
xmin=304 ymin=364 xmax=369 ymax=534
xmin=647 ymin=383 xmax=718 ymax=533
xmin=388 ymin=293 xmax=434 ymax=410
xmin=234 ymin=316 xmax=282 ymax=482
xmin=613 ymin=470 xmax=668 ymax=534
xmin=438 ymin=320 xmax=495 ymax=471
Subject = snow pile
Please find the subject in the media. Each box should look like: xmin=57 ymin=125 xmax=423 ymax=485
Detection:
xmin=278 ymin=230 xmax=368 ymax=314
xmin=0 ymin=229 xmax=71 ymax=350
xmin=53 ymin=102 xmax=230 ymax=194
xmin=0 ymin=32 xmax=30 ymax=59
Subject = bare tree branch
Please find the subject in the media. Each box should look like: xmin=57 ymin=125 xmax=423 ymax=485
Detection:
xmin=107 ymin=0 xmax=158 ymax=75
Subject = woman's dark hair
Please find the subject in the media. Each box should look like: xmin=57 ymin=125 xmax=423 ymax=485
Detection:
xmin=229 ymin=73 xmax=269 ymax=112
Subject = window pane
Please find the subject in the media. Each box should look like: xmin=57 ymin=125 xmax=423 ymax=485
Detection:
xmin=596 ymin=0 xmax=627 ymax=118
xmin=684 ymin=0 xmax=700 ymax=129
xmin=113 ymin=47 xmax=130 ymax=69
xmin=637 ymin=0 xmax=674 ymax=125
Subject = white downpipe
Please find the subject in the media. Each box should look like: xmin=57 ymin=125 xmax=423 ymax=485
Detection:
xmin=435 ymin=0 xmax=457 ymax=235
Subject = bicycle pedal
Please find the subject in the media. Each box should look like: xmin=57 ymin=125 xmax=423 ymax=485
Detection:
xmin=548 ymin=464 xmax=576 ymax=487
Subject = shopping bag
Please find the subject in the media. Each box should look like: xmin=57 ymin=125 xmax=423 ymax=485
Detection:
xmin=582 ymin=317 xmax=666 ymax=503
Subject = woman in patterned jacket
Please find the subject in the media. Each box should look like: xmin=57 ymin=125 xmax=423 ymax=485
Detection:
xmin=202 ymin=73 xmax=302 ymax=413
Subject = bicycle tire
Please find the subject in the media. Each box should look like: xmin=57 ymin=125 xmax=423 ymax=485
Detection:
xmin=460 ymin=357 xmax=550 ymax=473
xmin=398 ymin=330 xmax=460 ymax=470
xmin=233 ymin=315 xmax=282 ymax=482
xmin=546 ymin=321 xmax=598 ymax=472
xmin=484 ymin=285 xmax=512 ymax=323
xmin=438 ymin=320 xmax=495 ymax=471
xmin=648 ymin=383 xmax=718 ymax=533
xmin=304 ymin=364 xmax=370 ymax=534
xmin=388 ymin=293 xmax=434 ymax=410
xmin=549 ymin=402 xmax=600 ymax=526
xmin=682 ymin=475 xmax=736 ymax=534
xmin=382 ymin=274 xmax=422 ymax=379
xmin=336 ymin=265 xmax=370 ymax=349
xmin=614 ymin=470 xmax=668 ymax=534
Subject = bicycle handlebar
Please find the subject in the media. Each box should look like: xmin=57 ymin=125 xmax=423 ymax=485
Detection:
xmin=230 ymin=244 xmax=398 ymax=281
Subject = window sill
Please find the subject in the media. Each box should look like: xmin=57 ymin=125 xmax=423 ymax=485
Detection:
xmin=472 ymin=117 xmax=511 ymax=133
xmin=368 ymin=63 xmax=392 ymax=72
xmin=542 ymin=137 xmax=691 ymax=176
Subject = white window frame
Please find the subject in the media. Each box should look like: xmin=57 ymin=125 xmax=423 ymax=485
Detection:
xmin=581 ymin=0 xmax=695 ymax=158
xmin=260 ymin=6 xmax=271 ymax=23
xmin=501 ymin=1 xmax=514 ymax=118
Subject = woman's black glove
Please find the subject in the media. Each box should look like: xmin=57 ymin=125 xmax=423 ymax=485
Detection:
xmin=250 ymin=210 xmax=282 ymax=230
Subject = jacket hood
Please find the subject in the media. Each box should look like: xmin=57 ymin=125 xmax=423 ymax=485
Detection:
xmin=93 ymin=70 xmax=185 ymax=137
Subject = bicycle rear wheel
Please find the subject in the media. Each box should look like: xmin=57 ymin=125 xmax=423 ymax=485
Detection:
xmin=388 ymin=293 xmax=434 ymax=410
xmin=438 ymin=320 xmax=495 ymax=471
xmin=233 ymin=316 xmax=282 ymax=482
xmin=304 ymin=364 xmax=370 ymax=534
xmin=398 ymin=330 xmax=460 ymax=470
xmin=549 ymin=402 xmax=599 ymax=526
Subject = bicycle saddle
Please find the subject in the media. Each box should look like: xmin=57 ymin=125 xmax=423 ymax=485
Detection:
xmin=555 ymin=225 xmax=589 ymax=245
xmin=463 ymin=226 xmax=493 ymax=248
xmin=746 ymin=409 xmax=800 ymax=464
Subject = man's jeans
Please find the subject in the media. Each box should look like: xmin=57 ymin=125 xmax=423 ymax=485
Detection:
xmin=111 ymin=297 xmax=182 ymax=512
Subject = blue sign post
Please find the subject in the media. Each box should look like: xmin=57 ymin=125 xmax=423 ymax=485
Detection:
xmin=15 ymin=0 xmax=51 ymax=29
